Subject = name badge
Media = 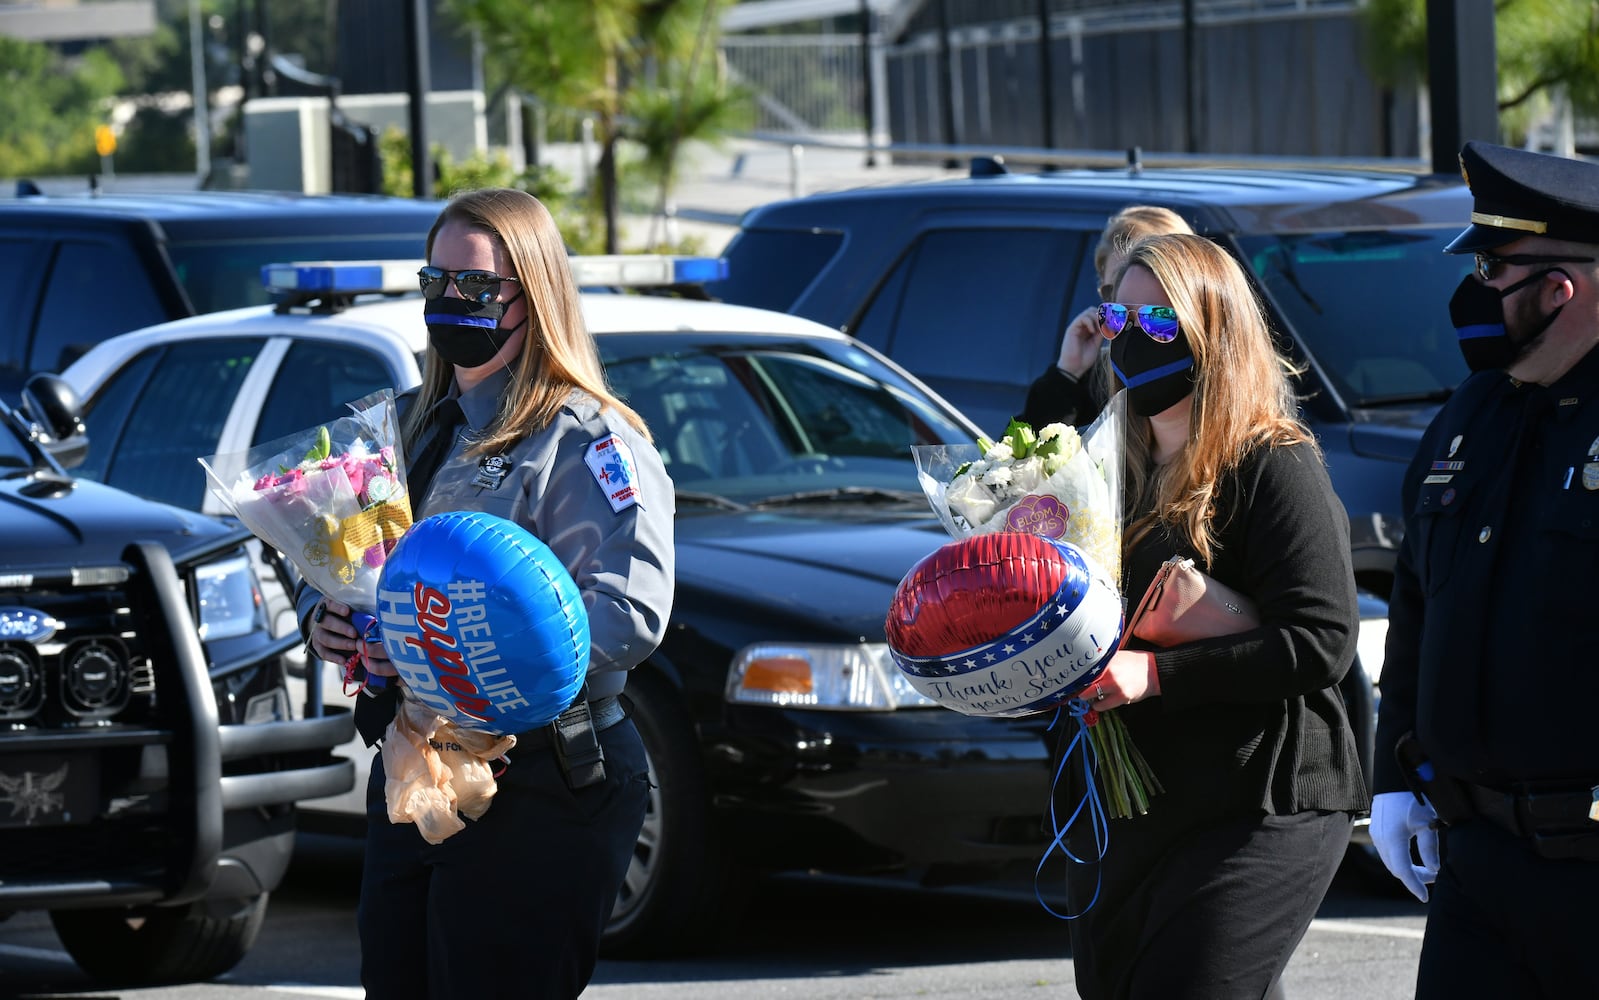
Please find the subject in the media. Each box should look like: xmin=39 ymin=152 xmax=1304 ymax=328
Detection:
xmin=472 ymin=455 xmax=512 ymax=490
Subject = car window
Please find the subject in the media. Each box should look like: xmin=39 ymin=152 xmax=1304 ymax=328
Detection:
xmin=92 ymin=337 xmax=268 ymax=509
xmin=0 ymin=237 xmax=44 ymax=376
xmin=254 ymin=339 xmax=393 ymax=446
xmin=34 ymin=241 xmax=169 ymax=376
xmin=852 ymin=228 xmax=1084 ymax=383
xmin=603 ymin=336 xmax=974 ymax=503
xmin=702 ymin=228 xmax=844 ymax=311
xmin=1239 ymin=229 xmax=1473 ymax=405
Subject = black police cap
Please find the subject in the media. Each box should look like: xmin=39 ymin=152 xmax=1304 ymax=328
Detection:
xmin=1445 ymin=141 xmax=1599 ymax=254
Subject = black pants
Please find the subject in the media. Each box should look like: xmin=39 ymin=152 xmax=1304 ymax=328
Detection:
xmin=1067 ymin=808 xmax=1350 ymax=1000
xmin=1417 ymin=819 xmax=1599 ymax=999
xmin=356 ymin=718 xmax=650 ymax=1000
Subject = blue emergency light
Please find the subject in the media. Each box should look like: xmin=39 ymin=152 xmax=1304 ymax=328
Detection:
xmin=261 ymin=255 xmax=729 ymax=305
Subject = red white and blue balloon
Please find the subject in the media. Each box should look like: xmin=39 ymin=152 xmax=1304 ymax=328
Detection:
xmin=375 ymin=511 xmax=589 ymax=733
xmin=885 ymin=533 xmax=1121 ymax=718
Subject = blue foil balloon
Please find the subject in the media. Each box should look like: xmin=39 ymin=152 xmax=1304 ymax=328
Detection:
xmin=375 ymin=511 xmax=589 ymax=733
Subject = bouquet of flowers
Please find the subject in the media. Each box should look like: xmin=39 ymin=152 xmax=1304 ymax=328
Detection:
xmin=909 ymin=392 xmax=1162 ymax=820
xmin=197 ymin=389 xmax=411 ymax=634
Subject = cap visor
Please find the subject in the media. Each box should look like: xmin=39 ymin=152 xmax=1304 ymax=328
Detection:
xmin=1444 ymin=223 xmax=1519 ymax=254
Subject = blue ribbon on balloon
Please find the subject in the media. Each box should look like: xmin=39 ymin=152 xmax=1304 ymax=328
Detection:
xmin=1033 ymin=698 xmax=1110 ymax=920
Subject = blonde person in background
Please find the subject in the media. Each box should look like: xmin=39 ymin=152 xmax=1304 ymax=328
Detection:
xmin=1017 ymin=205 xmax=1193 ymax=430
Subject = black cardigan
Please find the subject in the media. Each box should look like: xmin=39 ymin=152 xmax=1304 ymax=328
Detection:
xmin=1063 ymin=440 xmax=1369 ymax=821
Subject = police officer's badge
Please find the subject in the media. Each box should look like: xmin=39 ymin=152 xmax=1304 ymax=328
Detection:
xmin=585 ymin=433 xmax=641 ymax=513
xmin=472 ymin=455 xmax=512 ymax=490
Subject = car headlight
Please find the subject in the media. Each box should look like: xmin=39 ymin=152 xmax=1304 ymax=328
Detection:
xmin=194 ymin=552 xmax=269 ymax=641
xmin=726 ymin=642 xmax=937 ymax=710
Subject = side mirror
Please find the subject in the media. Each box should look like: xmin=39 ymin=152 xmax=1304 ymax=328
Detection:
xmin=21 ymin=373 xmax=88 ymax=469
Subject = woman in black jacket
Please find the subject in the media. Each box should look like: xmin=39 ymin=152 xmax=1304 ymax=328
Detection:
xmin=1059 ymin=233 xmax=1368 ymax=1000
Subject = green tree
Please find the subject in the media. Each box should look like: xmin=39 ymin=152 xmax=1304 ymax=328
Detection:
xmin=0 ymin=37 xmax=124 ymax=178
xmin=448 ymin=0 xmax=748 ymax=252
xmin=1363 ymin=0 xmax=1599 ymax=142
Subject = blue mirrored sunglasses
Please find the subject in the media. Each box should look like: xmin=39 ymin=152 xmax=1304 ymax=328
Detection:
xmin=1097 ymin=302 xmax=1181 ymax=343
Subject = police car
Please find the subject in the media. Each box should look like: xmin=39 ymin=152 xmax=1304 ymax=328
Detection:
xmin=58 ymin=257 xmax=1069 ymax=957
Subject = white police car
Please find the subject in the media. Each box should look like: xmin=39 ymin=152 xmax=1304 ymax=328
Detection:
xmin=59 ymin=259 xmax=1096 ymax=956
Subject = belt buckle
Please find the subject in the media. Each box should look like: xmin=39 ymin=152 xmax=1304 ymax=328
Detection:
xmin=1590 ymin=785 xmax=1599 ymax=824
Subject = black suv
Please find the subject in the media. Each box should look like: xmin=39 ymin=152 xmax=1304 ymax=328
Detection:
xmin=0 ymin=189 xmax=442 ymax=400
xmin=709 ymin=159 xmax=1474 ymax=631
xmin=0 ymin=375 xmax=354 ymax=985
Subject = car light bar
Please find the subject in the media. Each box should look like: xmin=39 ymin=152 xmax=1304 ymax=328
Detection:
xmin=261 ymin=255 xmax=730 ymax=299
xmin=261 ymin=260 xmax=420 ymax=297
xmin=569 ymin=255 xmax=729 ymax=287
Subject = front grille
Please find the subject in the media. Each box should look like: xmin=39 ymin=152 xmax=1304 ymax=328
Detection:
xmin=0 ymin=582 xmax=156 ymax=730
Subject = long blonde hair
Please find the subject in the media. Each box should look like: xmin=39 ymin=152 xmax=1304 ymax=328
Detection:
xmin=1093 ymin=205 xmax=1193 ymax=285
xmin=1118 ymin=233 xmax=1313 ymax=565
xmin=406 ymin=188 xmax=651 ymax=453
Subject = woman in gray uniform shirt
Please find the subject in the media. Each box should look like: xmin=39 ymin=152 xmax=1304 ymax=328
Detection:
xmin=302 ymin=188 xmax=674 ymax=999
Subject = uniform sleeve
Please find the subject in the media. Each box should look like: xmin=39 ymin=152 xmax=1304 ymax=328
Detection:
xmin=531 ymin=416 xmax=676 ymax=695
xmin=1154 ymin=442 xmax=1358 ymax=711
xmin=1371 ymin=436 xmax=1434 ymax=793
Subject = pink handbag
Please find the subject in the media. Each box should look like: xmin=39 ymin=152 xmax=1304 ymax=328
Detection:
xmin=1123 ymin=555 xmax=1261 ymax=647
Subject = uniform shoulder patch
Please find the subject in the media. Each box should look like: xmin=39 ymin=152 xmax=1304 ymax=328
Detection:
xmin=585 ymin=433 xmax=641 ymax=513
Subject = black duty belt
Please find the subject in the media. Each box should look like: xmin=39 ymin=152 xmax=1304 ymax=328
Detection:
xmin=508 ymin=695 xmax=625 ymax=751
xmin=1463 ymin=781 xmax=1599 ymax=861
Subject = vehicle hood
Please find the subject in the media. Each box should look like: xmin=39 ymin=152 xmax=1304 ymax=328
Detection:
xmin=1346 ymin=403 xmax=1441 ymax=463
xmin=675 ymin=508 xmax=950 ymax=639
xmin=0 ymin=473 xmax=227 ymax=570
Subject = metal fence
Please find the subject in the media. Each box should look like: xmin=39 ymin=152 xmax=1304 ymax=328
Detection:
xmin=717 ymin=0 xmax=1417 ymax=158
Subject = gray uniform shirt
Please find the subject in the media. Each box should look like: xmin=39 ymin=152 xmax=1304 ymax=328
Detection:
xmin=299 ymin=369 xmax=675 ymax=703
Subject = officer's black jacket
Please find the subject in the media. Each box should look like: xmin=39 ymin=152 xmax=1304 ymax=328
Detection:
xmin=1375 ymin=344 xmax=1599 ymax=793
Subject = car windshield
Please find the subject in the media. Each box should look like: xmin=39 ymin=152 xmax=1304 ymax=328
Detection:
xmin=1237 ymin=228 xmax=1474 ymax=407
xmin=600 ymin=333 xmax=977 ymax=507
xmin=167 ymin=235 xmax=429 ymax=314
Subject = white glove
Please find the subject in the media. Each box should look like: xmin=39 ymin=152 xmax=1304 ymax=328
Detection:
xmin=1370 ymin=790 xmax=1440 ymax=902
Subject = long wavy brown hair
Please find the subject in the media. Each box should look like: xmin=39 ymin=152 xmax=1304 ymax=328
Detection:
xmin=405 ymin=188 xmax=650 ymax=454
xmin=1115 ymin=233 xmax=1314 ymax=566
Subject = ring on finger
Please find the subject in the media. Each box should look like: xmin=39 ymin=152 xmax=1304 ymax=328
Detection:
xmin=1093 ymin=683 xmax=1106 ymax=702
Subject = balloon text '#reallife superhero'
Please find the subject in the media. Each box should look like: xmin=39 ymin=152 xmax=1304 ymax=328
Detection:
xmin=378 ymin=578 xmax=529 ymax=723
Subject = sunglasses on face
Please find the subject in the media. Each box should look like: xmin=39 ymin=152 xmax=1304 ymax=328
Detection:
xmin=1097 ymin=302 xmax=1181 ymax=343
xmin=418 ymin=266 xmax=520 ymax=302
xmin=1473 ymin=252 xmax=1594 ymax=282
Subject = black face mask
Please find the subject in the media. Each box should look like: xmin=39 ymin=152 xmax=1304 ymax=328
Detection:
xmin=424 ymin=292 xmax=525 ymax=368
xmin=1449 ymin=270 xmax=1563 ymax=372
xmin=1109 ymin=324 xmax=1196 ymax=417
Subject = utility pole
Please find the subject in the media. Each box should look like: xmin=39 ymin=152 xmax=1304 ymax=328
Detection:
xmin=1425 ymin=0 xmax=1498 ymax=173
xmin=1036 ymin=0 xmax=1056 ymax=150
xmin=404 ymin=0 xmax=434 ymax=198
xmin=859 ymin=0 xmax=876 ymax=167
xmin=189 ymin=0 xmax=211 ymax=184
xmin=935 ymin=0 xmax=958 ymax=167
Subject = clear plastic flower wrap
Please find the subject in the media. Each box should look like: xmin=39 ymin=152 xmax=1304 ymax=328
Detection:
xmin=906 ymin=391 xmax=1163 ymax=827
xmin=197 ymin=389 xmax=412 ymax=614
xmin=913 ymin=391 xmax=1125 ymax=590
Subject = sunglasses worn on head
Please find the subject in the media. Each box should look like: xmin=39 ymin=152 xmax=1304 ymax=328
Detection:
xmin=1098 ymin=302 xmax=1181 ymax=343
xmin=1473 ymin=252 xmax=1594 ymax=282
xmin=418 ymin=266 xmax=520 ymax=303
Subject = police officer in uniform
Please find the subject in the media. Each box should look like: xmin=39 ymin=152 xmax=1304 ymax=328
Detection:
xmin=300 ymin=188 xmax=674 ymax=999
xmin=1372 ymin=141 xmax=1599 ymax=998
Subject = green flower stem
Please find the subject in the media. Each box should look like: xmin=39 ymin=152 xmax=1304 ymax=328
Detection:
xmin=1088 ymin=709 xmax=1161 ymax=820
